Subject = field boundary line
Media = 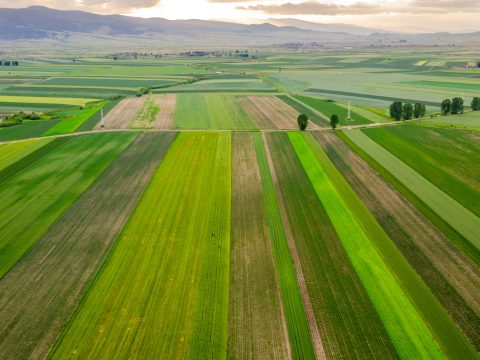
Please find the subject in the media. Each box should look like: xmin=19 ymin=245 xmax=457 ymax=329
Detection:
xmin=262 ymin=133 xmax=326 ymax=360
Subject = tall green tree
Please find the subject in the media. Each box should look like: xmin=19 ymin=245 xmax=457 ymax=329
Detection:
xmin=413 ymin=103 xmax=426 ymax=118
xmin=330 ymin=114 xmax=339 ymax=129
xmin=390 ymin=101 xmax=403 ymax=121
xmin=451 ymin=97 xmax=464 ymax=114
xmin=441 ymin=99 xmax=451 ymax=115
xmin=471 ymin=97 xmax=480 ymax=111
xmin=402 ymin=103 xmax=413 ymax=120
xmin=297 ymin=113 xmax=309 ymax=131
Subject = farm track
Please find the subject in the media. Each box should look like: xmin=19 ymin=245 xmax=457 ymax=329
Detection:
xmin=0 ymin=132 xmax=137 ymax=279
xmin=153 ymin=94 xmax=176 ymax=129
xmin=0 ymin=133 xmax=175 ymax=359
xmin=95 ymin=96 xmax=146 ymax=129
xmin=314 ymin=131 xmax=480 ymax=350
xmin=228 ymin=133 xmax=290 ymax=359
xmin=265 ymin=133 xmax=397 ymax=359
xmin=52 ymin=133 xmax=231 ymax=359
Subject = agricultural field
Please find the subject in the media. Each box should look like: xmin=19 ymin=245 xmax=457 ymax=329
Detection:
xmin=1 ymin=50 xmax=479 ymax=360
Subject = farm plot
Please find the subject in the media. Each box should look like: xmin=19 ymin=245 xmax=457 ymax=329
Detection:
xmin=228 ymin=133 xmax=290 ymax=359
xmin=43 ymin=102 xmax=107 ymax=136
xmin=0 ymin=95 xmax=95 ymax=107
xmin=0 ymin=132 xmax=137 ymax=279
xmin=315 ymin=131 xmax=480 ymax=351
xmin=153 ymin=94 xmax=176 ymax=129
xmin=95 ymin=96 xmax=146 ymax=129
xmin=363 ymin=125 xmax=480 ymax=217
xmin=419 ymin=112 xmax=480 ymax=130
xmin=0 ymin=133 xmax=176 ymax=360
xmin=299 ymin=133 xmax=477 ymax=359
xmin=0 ymin=120 xmax=60 ymax=141
xmin=236 ymin=96 xmax=276 ymax=129
xmin=164 ymin=78 xmax=275 ymax=92
xmin=293 ymin=95 xmax=372 ymax=125
xmin=40 ymin=77 xmax=176 ymax=88
xmin=52 ymin=133 xmax=231 ymax=359
xmin=265 ymin=133 xmax=397 ymax=359
xmin=276 ymin=95 xmax=327 ymax=127
xmin=344 ymin=129 xmax=480 ymax=252
xmin=0 ymin=138 xmax=52 ymax=172
xmin=290 ymin=133 xmax=446 ymax=359
xmin=245 ymin=96 xmax=316 ymax=130
xmin=174 ymin=94 xmax=257 ymax=130
xmin=128 ymin=94 xmax=160 ymax=129
xmin=77 ymin=98 xmax=121 ymax=131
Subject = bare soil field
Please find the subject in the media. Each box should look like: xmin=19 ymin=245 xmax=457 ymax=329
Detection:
xmin=153 ymin=94 xmax=177 ymax=130
xmin=246 ymin=96 xmax=317 ymax=130
xmin=237 ymin=96 xmax=276 ymax=129
xmin=95 ymin=96 xmax=146 ymax=129
xmin=314 ymin=131 xmax=480 ymax=350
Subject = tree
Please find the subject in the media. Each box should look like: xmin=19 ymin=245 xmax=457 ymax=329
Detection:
xmin=330 ymin=114 xmax=339 ymax=129
xmin=441 ymin=99 xmax=451 ymax=115
xmin=389 ymin=101 xmax=403 ymax=121
xmin=471 ymin=97 xmax=480 ymax=111
xmin=297 ymin=114 xmax=309 ymax=131
xmin=451 ymin=97 xmax=464 ymax=114
xmin=402 ymin=103 xmax=413 ymax=120
xmin=413 ymin=103 xmax=426 ymax=118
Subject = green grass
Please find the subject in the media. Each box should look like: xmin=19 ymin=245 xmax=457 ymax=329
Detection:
xmin=0 ymin=132 xmax=137 ymax=279
xmin=128 ymin=94 xmax=160 ymax=129
xmin=290 ymin=132 xmax=446 ymax=359
xmin=363 ymin=125 xmax=480 ymax=217
xmin=0 ymin=138 xmax=69 ymax=184
xmin=43 ymin=102 xmax=107 ymax=136
xmin=266 ymin=132 xmax=397 ymax=359
xmin=252 ymin=133 xmax=316 ymax=359
xmin=41 ymin=77 xmax=177 ymax=88
xmin=76 ymin=98 xmax=122 ymax=131
xmin=0 ymin=95 xmax=96 ymax=107
xmin=344 ymin=129 xmax=480 ymax=252
xmin=174 ymin=93 xmax=257 ymax=130
xmin=52 ymin=132 xmax=231 ymax=359
xmin=419 ymin=112 xmax=480 ymax=130
xmin=0 ymin=133 xmax=176 ymax=360
xmin=0 ymin=138 xmax=52 ymax=172
xmin=402 ymin=80 xmax=480 ymax=91
xmin=293 ymin=95 xmax=372 ymax=125
xmin=0 ymin=120 xmax=60 ymax=141
xmin=300 ymin=132 xmax=478 ymax=359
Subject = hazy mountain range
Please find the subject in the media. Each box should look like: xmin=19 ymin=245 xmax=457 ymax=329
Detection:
xmin=0 ymin=6 xmax=478 ymax=50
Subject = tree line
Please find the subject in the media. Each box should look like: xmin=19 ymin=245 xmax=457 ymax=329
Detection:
xmin=389 ymin=102 xmax=426 ymax=121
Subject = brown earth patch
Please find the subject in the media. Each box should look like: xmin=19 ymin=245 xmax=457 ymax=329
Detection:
xmin=95 ymin=96 xmax=146 ymax=129
xmin=153 ymin=94 xmax=177 ymax=130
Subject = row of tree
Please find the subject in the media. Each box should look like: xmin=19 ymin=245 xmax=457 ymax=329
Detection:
xmin=389 ymin=102 xmax=426 ymax=121
xmin=441 ymin=97 xmax=464 ymax=115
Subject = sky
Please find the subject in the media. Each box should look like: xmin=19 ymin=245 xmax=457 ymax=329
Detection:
xmin=1 ymin=0 xmax=479 ymax=33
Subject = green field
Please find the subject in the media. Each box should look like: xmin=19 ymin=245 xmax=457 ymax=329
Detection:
xmin=174 ymin=93 xmax=257 ymax=129
xmin=43 ymin=102 xmax=106 ymax=135
xmin=344 ymin=129 xmax=480 ymax=252
xmin=52 ymin=132 xmax=231 ymax=358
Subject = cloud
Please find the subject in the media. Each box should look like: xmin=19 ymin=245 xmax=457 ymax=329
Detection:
xmin=238 ymin=0 xmax=480 ymax=16
xmin=0 ymin=0 xmax=161 ymax=13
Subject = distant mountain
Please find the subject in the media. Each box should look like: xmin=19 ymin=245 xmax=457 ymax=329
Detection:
xmin=0 ymin=6 xmax=352 ymax=40
xmin=266 ymin=18 xmax=385 ymax=36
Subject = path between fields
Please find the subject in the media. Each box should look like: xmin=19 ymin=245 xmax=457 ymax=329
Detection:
xmin=262 ymin=133 xmax=327 ymax=360
xmin=0 ymin=114 xmax=458 ymax=145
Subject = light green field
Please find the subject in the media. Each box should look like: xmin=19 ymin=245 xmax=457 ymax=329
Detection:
xmin=344 ymin=129 xmax=480 ymax=251
xmin=419 ymin=111 xmax=480 ymax=129
xmin=128 ymin=94 xmax=159 ymax=129
xmin=53 ymin=132 xmax=231 ymax=359
xmin=174 ymin=93 xmax=257 ymax=129
xmin=0 ymin=95 xmax=96 ymax=107
xmin=290 ymin=132 xmax=445 ymax=359
xmin=0 ymin=138 xmax=52 ymax=172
